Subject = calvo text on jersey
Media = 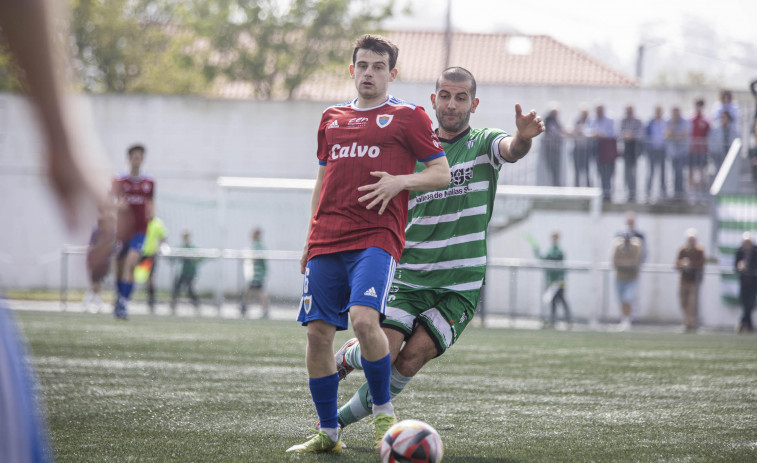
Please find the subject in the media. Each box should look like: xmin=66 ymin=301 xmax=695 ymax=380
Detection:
xmin=331 ymin=142 xmax=381 ymax=159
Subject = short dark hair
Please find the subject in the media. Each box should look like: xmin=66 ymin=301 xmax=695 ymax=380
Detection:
xmin=352 ymin=34 xmax=399 ymax=70
xmin=436 ymin=67 xmax=477 ymax=99
xmin=695 ymin=98 xmax=705 ymax=108
xmin=127 ymin=144 xmax=146 ymax=156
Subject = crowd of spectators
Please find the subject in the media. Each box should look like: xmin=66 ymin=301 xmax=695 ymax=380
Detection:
xmin=540 ymin=90 xmax=746 ymax=204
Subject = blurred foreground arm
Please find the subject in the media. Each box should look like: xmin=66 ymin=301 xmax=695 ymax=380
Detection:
xmin=0 ymin=0 xmax=110 ymax=227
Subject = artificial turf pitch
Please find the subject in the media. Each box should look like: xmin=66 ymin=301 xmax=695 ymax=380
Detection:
xmin=15 ymin=310 xmax=757 ymax=462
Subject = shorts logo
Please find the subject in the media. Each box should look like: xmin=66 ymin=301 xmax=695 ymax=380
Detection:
xmin=376 ymin=114 xmax=393 ymax=128
xmin=363 ymin=287 xmax=377 ymax=297
xmin=302 ymin=295 xmax=312 ymax=314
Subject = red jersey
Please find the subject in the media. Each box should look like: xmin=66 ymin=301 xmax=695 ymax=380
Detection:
xmin=307 ymin=96 xmax=445 ymax=262
xmin=112 ymin=174 xmax=155 ymax=238
xmin=690 ymin=113 xmax=710 ymax=156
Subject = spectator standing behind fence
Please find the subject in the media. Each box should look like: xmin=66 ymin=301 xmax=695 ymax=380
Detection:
xmin=620 ymin=105 xmax=643 ymax=202
xmin=750 ymin=80 xmax=757 ymax=182
xmin=735 ymin=232 xmax=757 ymax=334
xmin=619 ymin=210 xmax=647 ymax=263
xmin=531 ymin=231 xmax=571 ymax=329
xmin=587 ymin=104 xmax=617 ymax=201
xmin=170 ymin=230 xmax=201 ymax=314
xmin=689 ymin=99 xmax=710 ymax=201
xmin=613 ymin=232 xmax=642 ymax=331
xmin=708 ymin=110 xmax=738 ymax=177
xmin=241 ymin=227 xmax=270 ymax=319
xmin=666 ymin=107 xmax=689 ymax=201
xmin=572 ymin=105 xmax=592 ymax=187
xmin=542 ymin=103 xmax=565 ymax=186
xmin=674 ymin=228 xmax=705 ymax=333
xmin=646 ymin=106 xmax=668 ymax=203
xmin=712 ymin=89 xmax=740 ymax=128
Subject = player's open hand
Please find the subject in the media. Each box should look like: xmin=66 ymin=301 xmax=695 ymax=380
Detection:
xmin=514 ymin=103 xmax=545 ymax=140
xmin=357 ymin=171 xmax=406 ymax=215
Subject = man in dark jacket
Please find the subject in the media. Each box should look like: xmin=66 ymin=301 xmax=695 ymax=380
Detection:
xmin=735 ymin=232 xmax=757 ymax=333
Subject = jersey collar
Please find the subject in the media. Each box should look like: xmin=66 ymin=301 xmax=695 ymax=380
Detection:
xmin=436 ymin=126 xmax=471 ymax=145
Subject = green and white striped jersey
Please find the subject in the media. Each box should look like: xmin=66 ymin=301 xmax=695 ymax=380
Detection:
xmin=395 ymin=127 xmax=510 ymax=292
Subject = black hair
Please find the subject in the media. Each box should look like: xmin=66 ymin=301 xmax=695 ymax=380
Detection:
xmin=352 ymin=35 xmax=399 ymax=70
xmin=437 ymin=67 xmax=477 ymax=99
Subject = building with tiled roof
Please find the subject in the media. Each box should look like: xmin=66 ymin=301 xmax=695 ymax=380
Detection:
xmin=218 ymin=30 xmax=637 ymax=101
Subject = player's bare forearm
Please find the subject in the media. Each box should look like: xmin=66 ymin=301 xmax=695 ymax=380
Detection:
xmin=357 ymin=157 xmax=450 ymax=215
xmin=503 ymin=133 xmax=533 ymax=162
xmin=404 ymin=156 xmax=450 ymax=191
xmin=301 ymin=166 xmax=325 ymax=273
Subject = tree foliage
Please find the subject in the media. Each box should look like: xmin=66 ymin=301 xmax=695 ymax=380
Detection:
xmin=184 ymin=0 xmax=396 ymax=99
xmin=69 ymin=0 xmax=206 ymax=94
xmin=0 ymin=0 xmax=398 ymax=98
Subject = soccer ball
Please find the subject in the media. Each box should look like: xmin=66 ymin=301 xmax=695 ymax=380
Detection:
xmin=379 ymin=419 xmax=444 ymax=463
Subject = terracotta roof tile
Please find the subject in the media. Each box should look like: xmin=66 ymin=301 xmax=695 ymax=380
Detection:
xmin=221 ymin=30 xmax=638 ymax=100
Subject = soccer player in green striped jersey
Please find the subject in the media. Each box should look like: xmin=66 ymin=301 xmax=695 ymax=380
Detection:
xmin=332 ymin=67 xmax=545 ymax=429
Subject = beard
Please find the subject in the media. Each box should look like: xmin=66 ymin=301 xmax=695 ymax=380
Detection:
xmin=437 ymin=110 xmax=470 ymax=134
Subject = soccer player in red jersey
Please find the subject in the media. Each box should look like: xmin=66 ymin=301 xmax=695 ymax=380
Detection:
xmin=286 ymin=35 xmax=451 ymax=454
xmin=111 ymin=144 xmax=155 ymax=319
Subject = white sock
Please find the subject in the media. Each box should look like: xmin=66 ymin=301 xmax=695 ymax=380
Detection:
xmin=372 ymin=401 xmax=394 ymax=417
xmin=320 ymin=426 xmax=339 ymax=442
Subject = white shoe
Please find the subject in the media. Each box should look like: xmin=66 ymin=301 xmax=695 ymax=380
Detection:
xmin=92 ymin=295 xmax=104 ymax=313
xmin=617 ymin=319 xmax=631 ymax=332
xmin=82 ymin=290 xmax=93 ymax=311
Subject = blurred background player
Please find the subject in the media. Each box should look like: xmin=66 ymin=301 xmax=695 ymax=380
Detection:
xmin=240 ymin=227 xmax=270 ymax=319
xmin=532 ymin=230 xmax=572 ymax=328
xmin=170 ymin=230 xmax=202 ymax=314
xmin=112 ymin=144 xmax=155 ymax=320
xmin=0 ymin=0 xmax=112 ymax=460
xmin=331 ymin=67 xmax=543 ymax=435
xmin=83 ymin=205 xmax=118 ymax=313
xmin=135 ymin=202 xmax=168 ymax=314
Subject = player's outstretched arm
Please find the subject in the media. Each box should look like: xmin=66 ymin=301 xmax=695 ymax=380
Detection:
xmin=501 ymin=103 xmax=545 ymax=163
xmin=357 ymin=156 xmax=450 ymax=215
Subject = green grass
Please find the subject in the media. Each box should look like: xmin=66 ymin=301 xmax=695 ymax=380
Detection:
xmin=16 ymin=311 xmax=757 ymax=462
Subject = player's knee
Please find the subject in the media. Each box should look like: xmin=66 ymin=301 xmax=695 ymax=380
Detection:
xmin=349 ymin=307 xmax=380 ymax=339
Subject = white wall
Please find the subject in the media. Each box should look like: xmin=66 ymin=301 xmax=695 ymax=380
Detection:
xmin=0 ymin=84 xmax=750 ymax=328
xmin=484 ymin=209 xmax=739 ymax=329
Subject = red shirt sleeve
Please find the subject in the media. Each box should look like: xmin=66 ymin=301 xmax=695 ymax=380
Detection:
xmin=406 ymin=106 xmax=444 ymax=162
xmin=316 ymin=112 xmax=329 ymax=166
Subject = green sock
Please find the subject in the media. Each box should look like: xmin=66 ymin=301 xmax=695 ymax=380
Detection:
xmin=337 ymin=366 xmax=413 ymax=427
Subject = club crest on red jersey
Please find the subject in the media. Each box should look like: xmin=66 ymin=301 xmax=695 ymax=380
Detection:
xmin=376 ymin=114 xmax=393 ymax=128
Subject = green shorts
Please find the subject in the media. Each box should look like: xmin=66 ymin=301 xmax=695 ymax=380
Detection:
xmin=382 ymin=284 xmax=479 ymax=357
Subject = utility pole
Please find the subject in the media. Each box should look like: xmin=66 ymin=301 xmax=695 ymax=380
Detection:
xmin=635 ymin=44 xmax=644 ymax=82
xmin=444 ymin=0 xmax=452 ymax=69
